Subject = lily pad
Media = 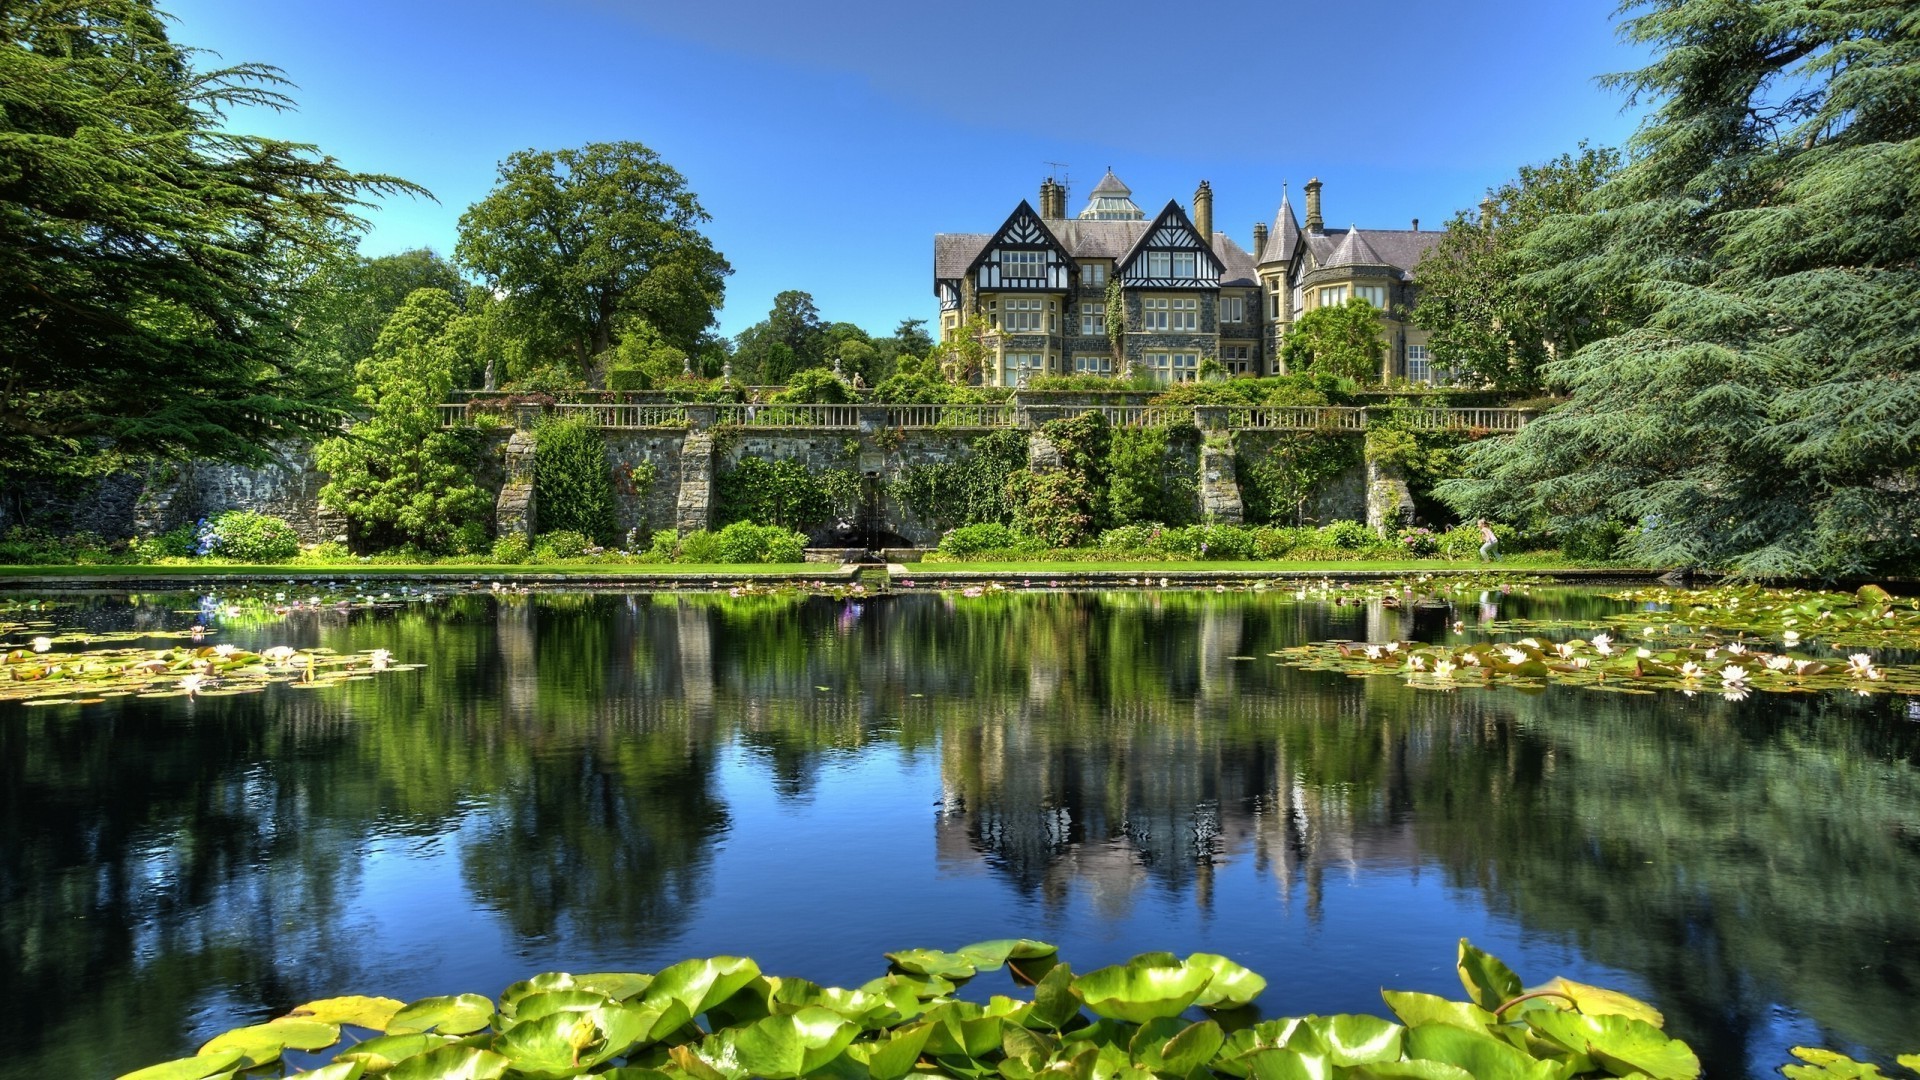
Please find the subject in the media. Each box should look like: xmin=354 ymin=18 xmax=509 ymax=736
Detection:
xmin=1381 ymin=991 xmax=1495 ymax=1034
xmin=114 ymin=1048 xmax=246 ymax=1080
xmin=385 ymin=1045 xmax=510 ymax=1080
xmin=491 ymin=1003 xmax=650 ymax=1078
xmin=335 ymin=1032 xmax=453 ymax=1071
xmin=1526 ymin=1010 xmax=1700 ymax=1080
xmin=1186 ymin=953 xmax=1268 ymax=1009
xmin=286 ymin=1064 xmax=365 ymax=1080
xmin=1456 ymin=940 xmax=1522 ymax=1013
xmin=1072 ymin=955 xmax=1213 ymax=1024
xmin=287 ymin=996 xmax=406 ymax=1030
xmin=707 ymin=1006 xmax=859 ymax=1079
xmin=388 ymin=994 xmax=497 ymax=1036
xmin=641 ymin=956 xmax=762 ymax=1019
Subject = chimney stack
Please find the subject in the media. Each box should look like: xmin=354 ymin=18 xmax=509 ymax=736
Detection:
xmin=1479 ymin=197 xmax=1497 ymax=227
xmin=1193 ymin=180 xmax=1213 ymax=244
xmin=1039 ymin=179 xmax=1055 ymax=219
xmin=1304 ymin=177 xmax=1324 ymax=233
xmin=1412 ymin=218 xmax=1420 ymax=232
xmin=1252 ymin=221 xmax=1268 ymax=257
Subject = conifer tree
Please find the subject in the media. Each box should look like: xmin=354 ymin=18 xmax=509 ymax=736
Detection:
xmin=1442 ymin=0 xmax=1920 ymax=577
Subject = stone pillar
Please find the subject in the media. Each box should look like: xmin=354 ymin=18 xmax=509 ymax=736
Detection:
xmin=131 ymin=461 xmax=192 ymax=537
xmin=675 ymin=431 xmax=715 ymax=534
xmin=1198 ymin=435 xmax=1244 ymax=524
xmin=1365 ymin=456 xmax=1415 ymax=537
xmin=495 ymin=430 xmax=537 ymax=541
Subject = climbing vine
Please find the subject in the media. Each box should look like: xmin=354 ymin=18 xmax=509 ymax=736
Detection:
xmin=715 ymin=457 xmax=859 ymax=532
xmin=1106 ymin=423 xmax=1198 ymax=527
xmin=1237 ymin=431 xmax=1363 ymax=526
xmin=890 ymin=428 xmax=1028 ymax=531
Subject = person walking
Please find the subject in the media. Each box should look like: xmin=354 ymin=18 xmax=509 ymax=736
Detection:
xmin=1477 ymin=519 xmax=1499 ymax=562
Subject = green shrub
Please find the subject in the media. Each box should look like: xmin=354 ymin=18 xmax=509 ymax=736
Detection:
xmin=1009 ymin=471 xmax=1095 ymax=548
xmin=134 ymin=523 xmax=198 ymax=560
xmin=450 ymin=520 xmax=491 ymax=556
xmin=533 ymin=415 xmax=618 ymax=544
xmin=295 ymin=540 xmax=351 ymax=563
xmin=716 ymin=457 xmax=858 ymax=531
xmin=938 ymin=522 xmax=1031 ymax=557
xmin=491 ymin=534 xmax=530 ymax=563
xmin=712 ymin=521 xmax=807 ymax=563
xmin=1438 ymin=522 xmax=1518 ymax=559
xmin=771 ymin=367 xmax=851 ymax=404
xmin=1252 ymin=526 xmax=1312 ymax=559
xmin=675 ymin=529 xmax=724 ymax=563
xmin=1320 ymin=519 xmax=1380 ymax=551
xmin=1560 ymin=520 xmax=1627 ymax=562
xmin=1106 ymin=426 xmax=1196 ymax=527
xmin=891 ymin=428 xmax=1029 ymax=531
xmin=532 ymin=530 xmax=592 ymax=560
xmin=606 ymin=367 xmax=652 ymax=392
xmin=209 ymin=511 xmax=300 ymax=562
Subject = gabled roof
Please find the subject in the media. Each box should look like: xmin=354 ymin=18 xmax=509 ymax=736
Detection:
xmin=1119 ymin=200 xmax=1226 ymax=276
xmin=1259 ymin=190 xmax=1303 ymax=265
xmin=1325 ymin=224 xmax=1387 ymax=268
xmin=934 ymin=233 xmax=990 ymax=281
xmin=1212 ymin=234 xmax=1258 ymax=287
xmin=961 ymin=200 xmax=1076 ymax=278
xmin=1303 ymin=228 xmax=1446 ymax=280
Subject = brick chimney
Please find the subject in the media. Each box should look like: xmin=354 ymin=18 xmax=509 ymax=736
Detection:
xmin=1252 ymin=221 xmax=1268 ymax=257
xmin=1193 ymin=180 xmax=1213 ymax=244
xmin=1304 ymin=177 xmax=1323 ymax=233
xmin=1412 ymin=218 xmax=1420 ymax=232
xmin=1038 ymin=179 xmax=1055 ymax=219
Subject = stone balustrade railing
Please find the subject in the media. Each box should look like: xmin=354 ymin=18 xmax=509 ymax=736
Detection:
xmin=439 ymin=400 xmax=1538 ymax=434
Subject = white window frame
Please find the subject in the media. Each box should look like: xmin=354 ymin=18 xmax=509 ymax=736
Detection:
xmin=1221 ymin=296 xmax=1244 ymax=323
xmin=1074 ymin=354 xmax=1114 ymax=374
xmin=1407 ymin=344 xmax=1433 ymax=384
xmin=1145 ymin=351 xmax=1200 ymax=383
xmin=1171 ymin=251 xmax=1197 ymax=279
xmin=1004 ymin=297 xmax=1045 ymax=332
xmin=1002 ymin=250 xmax=1046 ymax=281
xmin=1081 ymin=262 xmax=1107 ymax=287
xmin=1320 ymin=285 xmax=1349 ymax=308
xmin=1080 ymin=302 xmax=1105 ymax=337
xmin=1355 ymin=285 xmax=1386 ymax=308
xmin=1147 ymin=251 xmax=1171 ymax=278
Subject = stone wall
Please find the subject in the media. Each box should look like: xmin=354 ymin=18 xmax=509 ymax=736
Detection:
xmin=603 ymin=432 xmax=684 ymax=539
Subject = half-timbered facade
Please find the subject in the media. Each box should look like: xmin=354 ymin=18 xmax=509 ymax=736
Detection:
xmin=934 ymin=171 xmax=1448 ymax=385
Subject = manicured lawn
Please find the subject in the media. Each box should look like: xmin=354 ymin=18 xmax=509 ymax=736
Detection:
xmin=903 ymin=555 xmax=1626 ymax=575
xmin=0 ymin=562 xmax=835 ymax=578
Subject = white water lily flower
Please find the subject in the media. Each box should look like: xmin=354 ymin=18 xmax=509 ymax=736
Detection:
xmin=1723 ymin=686 xmax=1751 ymax=703
xmin=1591 ymin=633 xmax=1613 ymax=656
xmin=1782 ymin=630 xmax=1800 ymax=645
xmin=1679 ymin=661 xmax=1704 ymax=680
xmin=1519 ymin=637 xmax=1542 ymax=649
xmin=30 ymin=636 xmax=52 ymax=652
xmin=1847 ymin=653 xmax=1876 ymax=676
xmin=1451 ymin=620 xmax=1465 ymax=633
xmin=1721 ymin=665 xmax=1750 ymax=687
xmin=1793 ymin=659 xmax=1815 ymax=675
xmin=1635 ymin=647 xmax=1653 ymax=659
xmin=1554 ymin=642 xmax=1578 ymax=659
xmin=1384 ymin=641 xmax=1401 ymax=653
xmin=1501 ymin=646 xmax=1528 ymax=665
xmin=1364 ymin=645 xmax=1383 ymax=660
xmin=1643 ymin=626 xmax=1657 ymax=637
xmin=1765 ymin=655 xmax=1793 ymax=671
xmin=213 ymin=644 xmax=238 ymax=658
xmin=1705 ymin=648 xmax=1719 ymax=659
xmin=370 ymin=649 xmax=392 ymax=671
xmin=1725 ymin=642 xmax=1747 ymax=655
xmin=1570 ymin=657 xmax=1590 ymax=669
xmin=179 ymin=673 xmax=206 ymax=696
xmin=1433 ymin=659 xmax=1457 ymax=680
xmin=1462 ymin=652 xmax=1482 ymax=666
xmin=1408 ymin=655 xmax=1427 ymax=672
xmin=262 ymin=646 xmax=296 ymax=664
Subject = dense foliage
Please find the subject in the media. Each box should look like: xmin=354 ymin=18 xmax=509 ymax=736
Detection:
xmin=202 ymin=511 xmax=301 ymax=562
xmin=314 ymin=290 xmax=493 ymax=553
xmin=715 ymin=457 xmax=859 ymax=533
xmin=1411 ymin=144 xmax=1626 ymax=391
xmin=1442 ymin=0 xmax=1920 ymax=578
xmin=532 ymin=416 xmax=618 ymax=544
xmin=1280 ymin=298 xmax=1387 ymax=382
xmin=0 ymin=0 xmax=421 ymax=481
xmin=455 ymin=141 xmax=731 ymax=386
xmin=891 ymin=429 xmax=1029 ymax=531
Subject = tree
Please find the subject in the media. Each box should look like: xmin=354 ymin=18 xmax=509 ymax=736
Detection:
xmin=314 ymin=290 xmax=493 ymax=553
xmin=1282 ymin=298 xmax=1386 ymax=382
xmin=300 ymin=249 xmax=468 ymax=378
xmin=891 ymin=318 xmax=934 ymax=361
xmin=0 ymin=0 xmax=423 ymax=480
xmin=732 ymin=290 xmax=827 ymax=383
xmin=454 ymin=142 xmax=730 ymax=385
xmin=1440 ymin=0 xmax=1920 ymax=578
xmin=1411 ymin=144 xmax=1627 ymax=390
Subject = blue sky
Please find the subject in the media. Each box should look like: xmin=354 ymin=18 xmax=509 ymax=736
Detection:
xmin=165 ymin=0 xmax=1650 ymax=340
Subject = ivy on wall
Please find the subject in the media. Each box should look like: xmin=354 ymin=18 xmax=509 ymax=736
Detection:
xmin=1237 ymin=431 xmax=1363 ymax=526
xmin=890 ymin=428 xmax=1028 ymax=531
xmin=1107 ymin=424 xmax=1198 ymax=527
xmin=715 ymin=457 xmax=860 ymax=531
xmin=532 ymin=415 xmax=619 ymax=543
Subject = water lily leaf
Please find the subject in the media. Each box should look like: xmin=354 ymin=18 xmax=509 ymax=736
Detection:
xmin=1404 ymin=1023 xmax=1560 ymax=1080
xmin=641 ymin=956 xmax=762 ymax=1019
xmin=710 ymin=1005 xmax=859 ymax=1080
xmin=573 ymin=972 xmax=654 ymax=1001
xmin=667 ymin=1043 xmax=747 ymax=1080
xmin=286 ymin=997 xmax=405 ymax=1031
xmin=705 ymin=975 xmax=775 ymax=1030
xmin=1026 ymin=961 xmax=1080 ymax=1032
xmin=857 ymin=972 xmax=956 ymax=1002
xmin=1243 ymin=1047 xmax=1334 ymax=1080
xmin=385 ymin=1045 xmax=510 ymax=1080
xmin=1347 ymin=1060 xmax=1476 ymax=1080
xmin=200 ymin=1019 xmax=340 ymax=1064
xmin=1001 ymin=1023 xmax=1059 ymax=1069
xmin=1299 ymin=1014 xmax=1404 ymax=1066
xmin=1527 ymin=1011 xmax=1700 ymax=1080
xmin=599 ymin=1071 xmax=678 ymax=1080
xmin=335 ymin=1032 xmax=451 ymax=1070
xmin=1380 ymin=991 xmax=1494 ymax=1033
xmin=505 ymin=990 xmax=616 ymax=1027
xmin=845 ymin=1020 xmax=934 ymax=1080
xmin=115 ymin=1047 xmax=246 ymax=1080
xmin=1899 ymin=1054 xmax=1920 ymax=1074
xmin=1214 ymin=1019 xmax=1306 ymax=1077
xmin=1187 ymin=953 xmax=1268 ymax=1009
xmin=919 ymin=1001 xmax=1005 ymax=1059
xmin=388 ymin=994 xmax=497 ymax=1036
xmin=884 ymin=948 xmax=979 ymax=980
xmin=1541 ymin=978 xmax=1663 ymax=1027
xmin=1456 ymin=940 xmax=1522 ymax=1013
xmin=953 ymin=939 xmax=1058 ymax=971
xmin=1137 ymin=1019 xmax=1225 ymax=1075
xmin=1072 ymin=955 xmax=1212 ymax=1024
xmin=492 ymin=1003 xmax=649 ymax=1078
xmin=286 ymin=1063 xmax=365 ymax=1080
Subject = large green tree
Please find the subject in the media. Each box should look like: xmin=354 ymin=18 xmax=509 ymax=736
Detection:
xmin=0 ymin=0 xmax=422 ymax=478
xmin=1441 ymin=0 xmax=1920 ymax=577
xmin=731 ymin=289 xmax=827 ymax=384
xmin=1411 ymin=144 xmax=1627 ymax=390
xmin=314 ymin=289 xmax=492 ymax=553
xmin=1281 ymin=297 xmax=1387 ymax=382
xmin=455 ymin=142 xmax=730 ymax=386
xmin=300 ymin=248 xmax=467 ymax=377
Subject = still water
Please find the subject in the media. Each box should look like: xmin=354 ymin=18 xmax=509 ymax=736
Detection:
xmin=2 ymin=587 xmax=1916 ymax=1079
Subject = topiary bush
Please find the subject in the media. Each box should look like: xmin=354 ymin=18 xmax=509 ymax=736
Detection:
xmin=208 ymin=511 xmax=300 ymax=562
xmin=533 ymin=415 xmax=618 ymax=544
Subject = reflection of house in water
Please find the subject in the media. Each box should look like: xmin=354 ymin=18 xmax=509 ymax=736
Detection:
xmin=931 ymin=682 xmax=1442 ymax=921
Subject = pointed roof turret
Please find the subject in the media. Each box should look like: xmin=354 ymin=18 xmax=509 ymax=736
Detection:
xmin=1078 ymin=169 xmax=1146 ymax=221
xmin=1325 ymin=224 xmax=1387 ymax=268
xmin=1259 ymin=186 xmax=1303 ymax=264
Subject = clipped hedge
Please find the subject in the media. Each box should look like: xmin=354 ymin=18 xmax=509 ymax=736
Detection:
xmin=117 ymin=939 xmax=1912 ymax=1080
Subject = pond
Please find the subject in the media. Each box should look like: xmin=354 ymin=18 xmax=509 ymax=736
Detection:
xmin=1 ymin=586 xmax=1916 ymax=1079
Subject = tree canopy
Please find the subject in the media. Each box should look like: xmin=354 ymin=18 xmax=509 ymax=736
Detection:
xmin=1281 ymin=298 xmax=1386 ymax=383
xmin=0 ymin=0 xmax=423 ymax=478
xmin=1412 ymin=144 xmax=1627 ymax=390
xmin=455 ymin=142 xmax=730 ymax=386
xmin=1441 ymin=0 xmax=1920 ymax=578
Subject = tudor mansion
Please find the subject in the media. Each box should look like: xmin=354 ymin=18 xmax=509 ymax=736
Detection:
xmin=933 ymin=171 xmax=1446 ymax=386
